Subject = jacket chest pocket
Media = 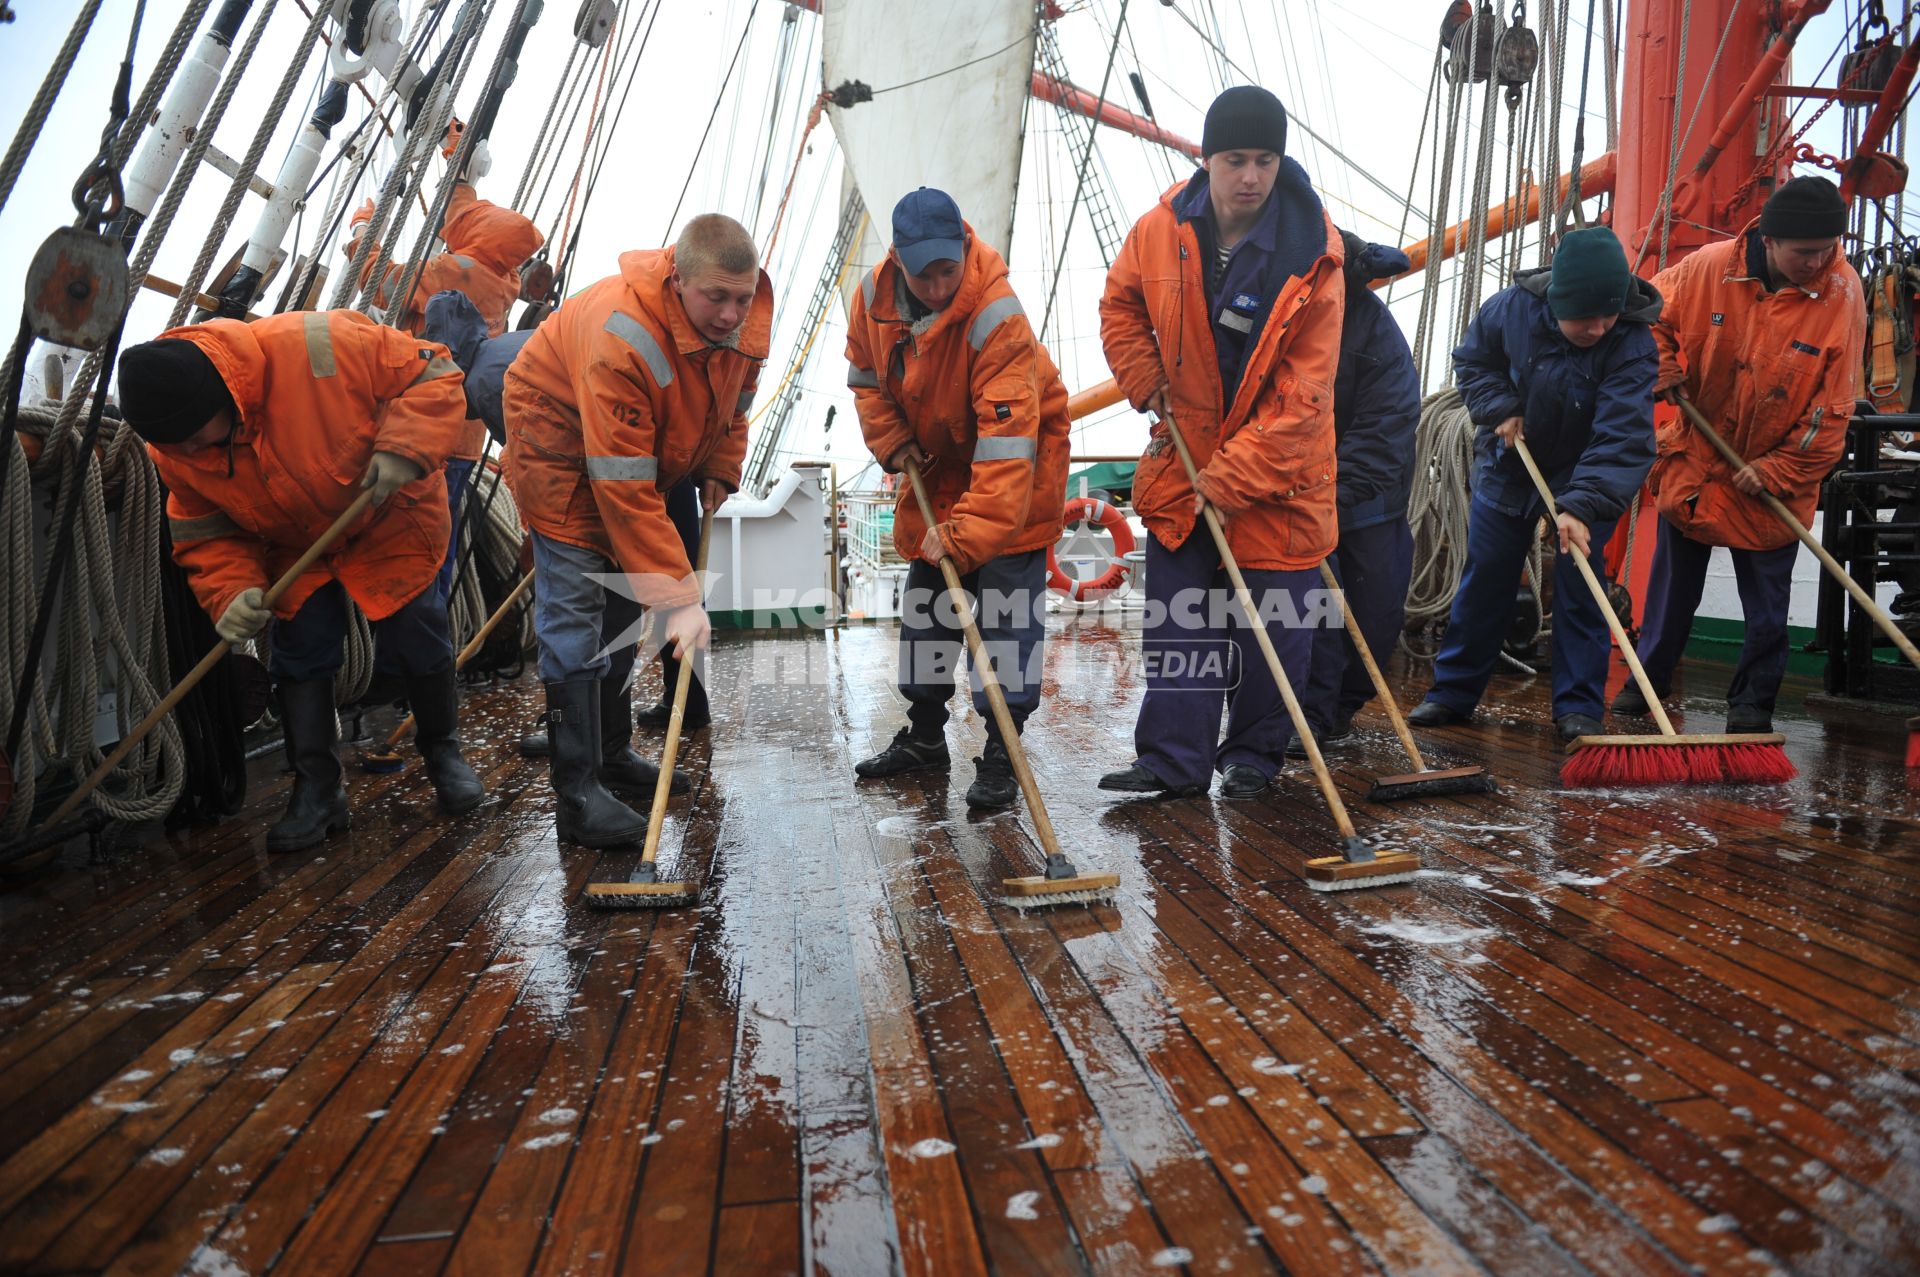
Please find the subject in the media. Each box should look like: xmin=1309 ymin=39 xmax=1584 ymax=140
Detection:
xmin=1748 ymin=343 xmax=1824 ymax=440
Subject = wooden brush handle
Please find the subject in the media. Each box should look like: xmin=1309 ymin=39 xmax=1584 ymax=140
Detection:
xmin=45 ymin=488 xmax=379 ymax=830
xmin=1161 ymin=413 xmax=1359 ymax=840
xmin=642 ymin=508 xmax=716 ymax=866
xmin=382 ymin=568 xmax=537 ymax=749
xmin=1676 ymin=393 xmax=1920 ymax=674
xmin=1510 ymin=435 xmax=1681 ymax=737
xmin=1317 ymin=560 xmax=1427 ymax=771
xmin=903 ymin=458 xmax=1065 ymax=859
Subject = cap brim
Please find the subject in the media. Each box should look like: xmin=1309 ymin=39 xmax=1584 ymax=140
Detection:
xmin=897 ymin=238 xmax=964 ymax=276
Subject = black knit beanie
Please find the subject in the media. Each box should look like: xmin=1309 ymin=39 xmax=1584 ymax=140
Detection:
xmin=1547 ymin=227 xmax=1632 ymax=320
xmin=1202 ymin=86 xmax=1288 ymax=158
xmin=1758 ymin=175 xmax=1848 ymax=239
xmin=117 ymin=339 xmax=233 ymax=445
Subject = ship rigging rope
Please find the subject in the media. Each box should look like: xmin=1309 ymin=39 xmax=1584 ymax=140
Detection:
xmin=661 ymin=2 xmax=760 ymax=245
xmin=556 ymin=0 xmax=668 ymax=277
xmin=523 ymin=34 xmax=610 ymax=229
xmin=512 ymin=40 xmax=584 ymax=212
xmin=745 ymin=212 xmax=872 ymax=428
xmin=349 ymin=0 xmax=493 ymax=320
xmin=1039 ymin=0 xmax=1132 ymax=344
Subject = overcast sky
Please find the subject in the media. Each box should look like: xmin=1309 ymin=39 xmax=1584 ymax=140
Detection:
xmin=0 ymin=0 xmax=1897 ymax=479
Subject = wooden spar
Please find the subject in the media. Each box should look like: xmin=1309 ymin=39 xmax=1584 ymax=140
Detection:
xmin=1067 ymin=152 xmax=1618 ymax=420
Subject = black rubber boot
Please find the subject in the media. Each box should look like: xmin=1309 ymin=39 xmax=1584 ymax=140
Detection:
xmin=407 ymin=669 xmax=486 ymax=814
xmin=518 ymin=724 xmax=550 ymax=757
xmin=635 ymin=649 xmax=711 ymax=730
xmin=599 ymin=682 xmax=690 ymax=797
xmin=267 ymin=678 xmax=350 ymax=853
xmin=545 ymin=679 xmax=647 ymax=848
xmin=965 ymin=738 xmax=1019 ymax=810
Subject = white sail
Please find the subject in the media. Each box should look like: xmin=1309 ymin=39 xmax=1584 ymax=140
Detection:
xmin=822 ymin=0 xmax=1035 ymax=309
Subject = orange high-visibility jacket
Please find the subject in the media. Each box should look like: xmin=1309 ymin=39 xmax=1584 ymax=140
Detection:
xmin=846 ymin=232 xmax=1071 ymax=575
xmin=1649 ymin=225 xmax=1866 ymax=550
xmin=148 ymin=310 xmax=467 ymax=623
xmin=359 ymin=183 xmax=543 ymax=337
xmin=502 ymin=247 xmax=772 ymax=608
xmin=1099 ymin=181 xmax=1346 ymax=571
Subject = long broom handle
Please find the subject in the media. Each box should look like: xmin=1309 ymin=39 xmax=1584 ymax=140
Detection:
xmin=1316 ymin=561 xmax=1428 ymax=772
xmin=903 ymin=457 xmax=1066 ymax=860
xmin=1159 ymin=413 xmax=1360 ymax=841
xmin=44 ymin=488 xmax=380 ymax=830
xmin=640 ymin=508 xmax=715 ymax=867
xmin=1511 ymin=435 xmax=1683 ymax=736
xmin=379 ymin=568 xmax=537 ymax=749
xmin=1676 ymin=393 xmax=1920 ymax=674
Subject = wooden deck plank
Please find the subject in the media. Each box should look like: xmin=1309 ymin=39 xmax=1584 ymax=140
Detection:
xmin=0 ymin=629 xmax=1910 ymax=1277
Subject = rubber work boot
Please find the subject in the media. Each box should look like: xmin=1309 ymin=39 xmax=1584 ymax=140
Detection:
xmin=1556 ymin=713 xmax=1604 ymax=743
xmin=267 ymin=678 xmax=351 ymax=853
xmin=1407 ymin=700 xmax=1471 ymax=727
xmin=1610 ymin=682 xmax=1665 ymax=716
xmin=635 ymin=649 xmax=711 ymax=730
xmin=1726 ymin=704 xmax=1774 ymax=733
xmin=599 ymin=683 xmax=690 ymax=797
xmin=544 ymin=679 xmax=647 ymax=848
xmin=965 ymin=738 xmax=1019 ymax=810
xmin=407 ymin=669 xmax=486 ymax=814
xmin=855 ymin=727 xmax=950 ymax=778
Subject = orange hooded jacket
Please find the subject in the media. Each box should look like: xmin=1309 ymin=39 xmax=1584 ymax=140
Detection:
xmin=1649 ymin=225 xmax=1865 ymax=551
xmin=846 ymin=232 xmax=1071 ymax=575
xmin=147 ymin=310 xmax=467 ymax=624
xmin=354 ymin=184 xmax=544 ymax=337
xmin=351 ymin=184 xmax=543 ymax=461
xmin=1099 ymin=181 xmax=1346 ymax=571
xmin=502 ymin=247 xmax=772 ymax=609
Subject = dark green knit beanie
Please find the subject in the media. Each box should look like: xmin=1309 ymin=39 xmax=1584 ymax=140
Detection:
xmin=1546 ymin=227 xmax=1631 ymax=320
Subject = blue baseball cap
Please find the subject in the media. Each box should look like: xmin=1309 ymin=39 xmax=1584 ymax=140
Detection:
xmin=891 ymin=187 xmax=965 ymax=275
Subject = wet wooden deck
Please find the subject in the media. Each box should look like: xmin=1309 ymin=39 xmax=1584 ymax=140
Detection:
xmin=0 ymin=622 xmax=1916 ymax=1276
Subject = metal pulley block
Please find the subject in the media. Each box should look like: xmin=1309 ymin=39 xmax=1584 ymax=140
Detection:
xmin=1840 ymin=40 xmax=1905 ymax=94
xmin=1443 ymin=1 xmax=1498 ymax=84
xmin=24 ymin=226 xmax=130 ymax=351
xmin=1495 ymin=7 xmax=1538 ymax=106
xmin=329 ymin=0 xmax=424 ymax=103
xmin=574 ymin=0 xmax=616 ymax=48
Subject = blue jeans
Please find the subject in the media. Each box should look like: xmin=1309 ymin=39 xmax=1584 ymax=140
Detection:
xmin=1424 ymin=494 xmax=1618 ymax=721
xmin=1133 ymin=529 xmax=1320 ymax=788
xmin=431 ymin=457 xmax=478 ymax=607
xmin=1304 ymin=519 xmax=1413 ymax=732
xmin=1636 ymin=517 xmax=1797 ymax=712
xmin=528 ymin=530 xmax=646 ymax=687
xmin=898 ymin=549 xmax=1047 ymax=747
xmin=270 ymin=580 xmax=454 ymax=682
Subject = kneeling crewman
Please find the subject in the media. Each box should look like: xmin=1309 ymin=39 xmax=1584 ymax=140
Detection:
xmin=118 ymin=310 xmax=486 ymax=851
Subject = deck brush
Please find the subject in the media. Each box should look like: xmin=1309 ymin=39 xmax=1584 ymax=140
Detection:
xmin=1315 ymin=563 xmax=1496 ymax=802
xmin=1157 ymin=414 xmax=1415 ymax=888
xmin=584 ymin=512 xmax=713 ymax=911
xmin=1676 ymin=396 xmax=1920 ymax=775
xmin=1509 ymin=434 xmax=1793 ymax=788
xmin=896 ymin=460 xmax=1117 ymax=911
xmin=360 ymin=570 xmax=536 ymax=774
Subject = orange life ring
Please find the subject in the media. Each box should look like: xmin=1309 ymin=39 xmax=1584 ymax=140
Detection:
xmin=1047 ymin=496 xmax=1136 ymax=600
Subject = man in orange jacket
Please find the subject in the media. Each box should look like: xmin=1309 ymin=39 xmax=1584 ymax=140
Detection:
xmin=116 ymin=310 xmax=486 ymax=852
xmin=1624 ymin=176 xmax=1866 ymax=733
xmin=503 ymin=214 xmax=770 ymax=847
xmin=845 ymin=188 xmax=1071 ymax=809
xmin=349 ymin=182 xmax=545 ymax=608
xmin=1096 ymin=86 xmax=1345 ymax=800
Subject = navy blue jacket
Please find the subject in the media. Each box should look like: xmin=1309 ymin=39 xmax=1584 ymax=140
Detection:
xmin=1172 ymin=158 xmax=1328 ymax=408
xmin=1451 ymin=268 xmax=1663 ymax=526
xmin=422 ymin=289 xmax=534 ymax=444
xmin=1334 ymin=240 xmax=1419 ymax=530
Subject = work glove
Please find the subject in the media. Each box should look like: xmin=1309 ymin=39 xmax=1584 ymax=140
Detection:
xmin=217 ymin=588 xmax=272 ymax=645
xmin=361 ymin=450 xmax=424 ymax=505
